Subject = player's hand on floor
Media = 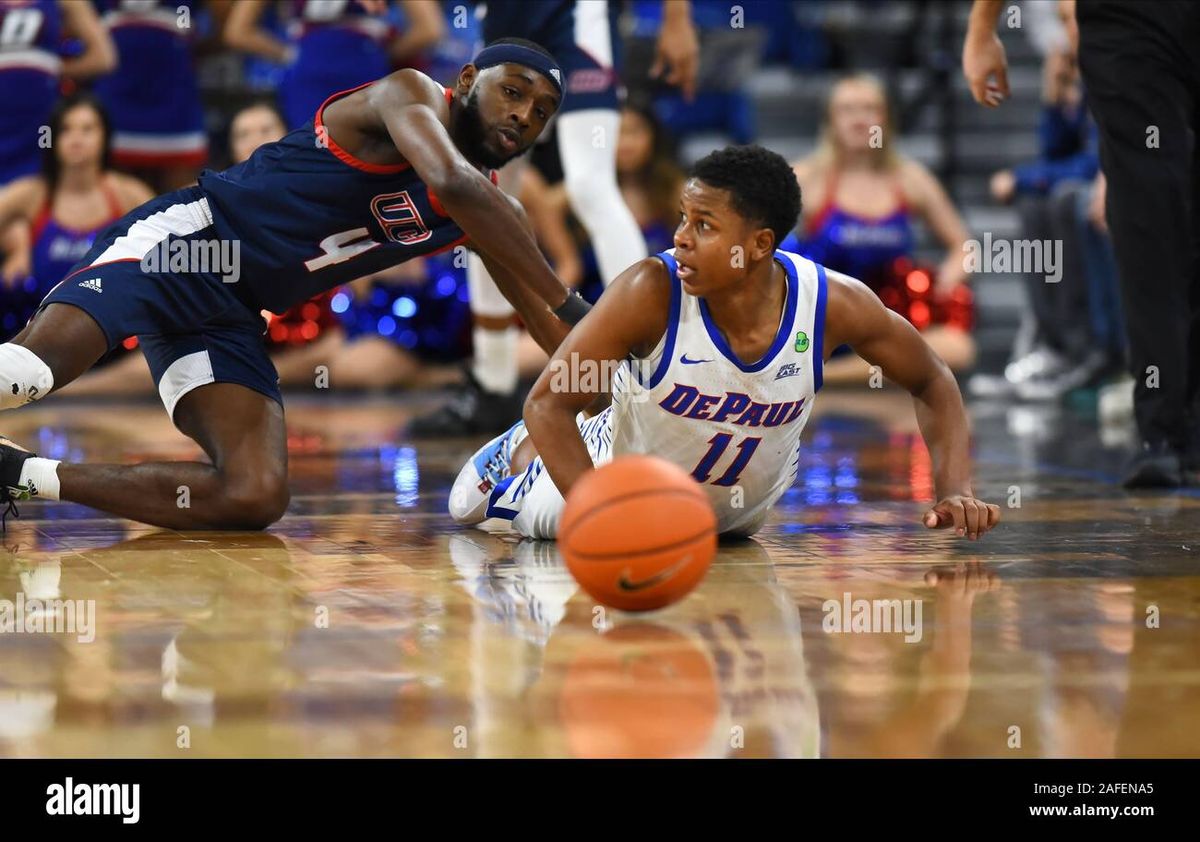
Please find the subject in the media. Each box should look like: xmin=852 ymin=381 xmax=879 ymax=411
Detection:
xmin=922 ymin=496 xmax=1001 ymax=540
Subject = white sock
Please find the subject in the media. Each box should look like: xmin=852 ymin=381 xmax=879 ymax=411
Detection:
xmin=18 ymin=457 xmax=61 ymax=500
xmin=471 ymin=326 xmax=519 ymax=395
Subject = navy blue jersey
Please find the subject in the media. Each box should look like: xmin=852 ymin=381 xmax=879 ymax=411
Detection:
xmin=198 ymin=84 xmax=492 ymax=314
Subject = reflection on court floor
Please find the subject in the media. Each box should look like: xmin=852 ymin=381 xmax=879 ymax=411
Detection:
xmin=1 ymin=393 xmax=1197 ymax=757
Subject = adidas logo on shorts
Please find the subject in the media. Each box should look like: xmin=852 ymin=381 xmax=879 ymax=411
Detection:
xmin=79 ymin=278 xmax=103 ymax=293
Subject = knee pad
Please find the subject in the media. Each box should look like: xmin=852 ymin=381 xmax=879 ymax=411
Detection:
xmin=0 ymin=344 xmax=54 ymax=409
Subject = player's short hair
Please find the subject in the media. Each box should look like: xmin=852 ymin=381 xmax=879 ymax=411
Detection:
xmin=482 ymin=37 xmax=557 ymax=64
xmin=688 ymin=145 xmax=802 ymax=248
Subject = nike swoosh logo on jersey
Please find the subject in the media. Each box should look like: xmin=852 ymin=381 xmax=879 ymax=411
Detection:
xmin=680 ymin=354 xmax=713 ymax=365
xmin=617 ymin=555 xmax=692 ymax=592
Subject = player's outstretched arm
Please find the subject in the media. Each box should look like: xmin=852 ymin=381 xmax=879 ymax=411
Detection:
xmin=360 ymin=71 xmax=574 ymax=315
xmin=523 ymin=257 xmax=671 ymax=498
xmin=823 ymin=270 xmax=1000 ymax=540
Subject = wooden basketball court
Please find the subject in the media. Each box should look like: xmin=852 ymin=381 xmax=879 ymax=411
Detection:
xmin=1 ymin=390 xmax=1196 ymax=758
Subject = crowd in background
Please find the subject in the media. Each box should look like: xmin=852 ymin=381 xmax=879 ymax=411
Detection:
xmin=0 ymin=0 xmax=1126 ymax=416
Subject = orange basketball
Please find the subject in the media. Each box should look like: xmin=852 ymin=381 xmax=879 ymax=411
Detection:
xmin=559 ymin=455 xmax=717 ymax=611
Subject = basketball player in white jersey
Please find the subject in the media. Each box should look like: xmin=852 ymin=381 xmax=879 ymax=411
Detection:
xmin=450 ymin=145 xmax=1001 ymax=541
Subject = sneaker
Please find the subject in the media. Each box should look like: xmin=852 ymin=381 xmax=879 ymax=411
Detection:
xmin=968 ymin=346 xmax=1070 ymax=399
xmin=0 ymin=435 xmax=36 ymax=532
xmin=1122 ymin=440 xmax=1183 ymax=489
xmin=448 ymin=420 xmax=528 ymax=525
xmin=407 ymin=369 xmax=523 ymax=439
xmin=1015 ymin=350 xmax=1122 ymax=402
xmin=1005 ymin=346 xmax=1070 ymax=385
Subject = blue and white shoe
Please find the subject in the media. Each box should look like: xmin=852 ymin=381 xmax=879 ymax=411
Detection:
xmin=449 ymin=420 xmax=528 ymax=525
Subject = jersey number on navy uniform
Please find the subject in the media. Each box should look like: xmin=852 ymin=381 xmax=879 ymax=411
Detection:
xmin=304 ymin=189 xmax=432 ymax=272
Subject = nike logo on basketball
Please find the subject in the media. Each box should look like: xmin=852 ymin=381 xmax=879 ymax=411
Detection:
xmin=680 ymin=354 xmax=713 ymax=365
xmin=617 ymin=555 xmax=692 ymax=592
xmin=79 ymin=278 xmax=103 ymax=293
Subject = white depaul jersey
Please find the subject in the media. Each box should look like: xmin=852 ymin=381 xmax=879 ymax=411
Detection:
xmin=607 ymin=248 xmax=828 ymax=535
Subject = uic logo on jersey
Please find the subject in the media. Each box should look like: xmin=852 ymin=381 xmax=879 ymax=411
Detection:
xmin=774 ymin=362 xmax=800 ymax=381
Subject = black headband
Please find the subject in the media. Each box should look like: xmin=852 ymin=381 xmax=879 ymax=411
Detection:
xmin=473 ymin=43 xmax=564 ymax=99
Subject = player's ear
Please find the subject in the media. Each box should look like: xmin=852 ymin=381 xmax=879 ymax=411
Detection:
xmin=455 ymin=64 xmax=478 ymax=99
xmin=752 ymin=227 xmax=775 ymax=261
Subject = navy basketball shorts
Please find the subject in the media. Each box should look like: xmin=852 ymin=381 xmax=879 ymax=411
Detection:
xmin=482 ymin=0 xmax=621 ymax=113
xmin=37 ymin=186 xmax=282 ymax=422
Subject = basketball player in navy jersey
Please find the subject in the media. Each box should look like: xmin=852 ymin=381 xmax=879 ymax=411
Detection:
xmin=0 ymin=39 xmax=587 ymax=531
xmin=451 ymin=146 xmax=1001 ymax=541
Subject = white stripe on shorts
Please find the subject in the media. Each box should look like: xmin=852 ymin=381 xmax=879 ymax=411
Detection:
xmin=157 ymin=350 xmax=215 ymax=419
xmin=91 ymin=197 xmax=214 ymax=266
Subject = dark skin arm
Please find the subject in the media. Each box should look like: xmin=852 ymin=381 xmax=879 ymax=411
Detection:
xmin=523 ymin=258 xmax=671 ymax=496
xmin=321 ymin=68 xmax=571 ymax=311
xmin=823 ymin=268 xmax=1000 ymax=539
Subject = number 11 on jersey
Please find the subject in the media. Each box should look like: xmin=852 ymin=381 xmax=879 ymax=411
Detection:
xmin=691 ymin=433 xmax=761 ymax=487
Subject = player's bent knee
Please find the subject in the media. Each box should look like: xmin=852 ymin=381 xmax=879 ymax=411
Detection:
xmin=0 ymin=344 xmax=55 ymax=409
xmin=219 ymin=474 xmax=291 ymax=530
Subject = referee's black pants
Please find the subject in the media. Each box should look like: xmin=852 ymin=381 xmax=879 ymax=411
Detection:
xmin=1077 ymin=0 xmax=1200 ymax=453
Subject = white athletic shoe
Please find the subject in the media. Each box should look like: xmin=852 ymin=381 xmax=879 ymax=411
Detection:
xmin=449 ymin=420 xmax=528 ymax=525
